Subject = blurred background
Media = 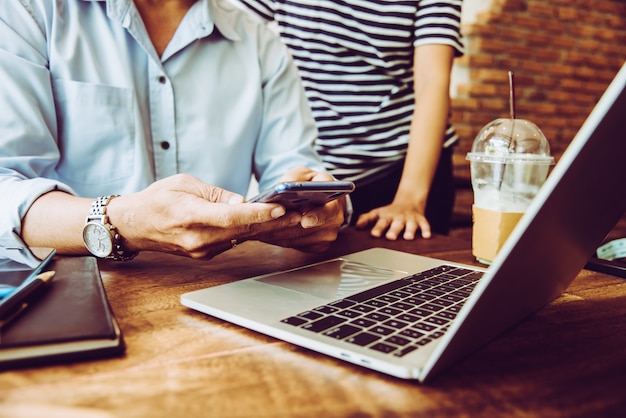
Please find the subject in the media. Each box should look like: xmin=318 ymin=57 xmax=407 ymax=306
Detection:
xmin=448 ymin=0 xmax=626 ymax=241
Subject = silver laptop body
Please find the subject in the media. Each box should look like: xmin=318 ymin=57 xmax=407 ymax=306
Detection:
xmin=182 ymin=64 xmax=626 ymax=382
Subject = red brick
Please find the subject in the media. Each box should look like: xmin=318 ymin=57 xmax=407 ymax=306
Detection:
xmin=475 ymin=38 xmax=511 ymax=54
xmin=466 ymin=55 xmax=496 ymax=67
xmin=451 ymin=0 xmax=625 ymax=159
xmin=526 ymin=2 xmax=556 ymax=17
xmin=520 ymin=61 xmax=546 ymax=73
xmin=465 ymin=83 xmax=499 ymax=97
xmin=513 ymin=15 xmax=543 ymax=31
xmin=451 ymin=98 xmax=480 ymax=112
xmin=557 ymin=6 xmax=579 ymax=21
xmin=574 ymin=66 xmax=599 ymax=80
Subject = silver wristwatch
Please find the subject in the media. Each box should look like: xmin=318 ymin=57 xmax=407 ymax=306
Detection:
xmin=82 ymin=195 xmax=138 ymax=261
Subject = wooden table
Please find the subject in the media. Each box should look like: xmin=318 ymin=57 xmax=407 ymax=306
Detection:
xmin=2 ymin=228 xmax=626 ymax=417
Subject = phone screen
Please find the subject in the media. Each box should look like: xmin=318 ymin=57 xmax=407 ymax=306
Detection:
xmin=0 ymin=248 xmax=56 ymax=300
xmin=249 ymin=181 xmax=355 ymax=209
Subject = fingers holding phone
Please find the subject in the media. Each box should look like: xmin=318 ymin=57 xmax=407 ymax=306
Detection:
xmin=248 ymin=179 xmax=354 ymax=251
xmin=248 ymin=181 xmax=354 ymax=209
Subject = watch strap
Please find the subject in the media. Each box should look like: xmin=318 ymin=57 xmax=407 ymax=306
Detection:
xmin=87 ymin=195 xmax=138 ymax=261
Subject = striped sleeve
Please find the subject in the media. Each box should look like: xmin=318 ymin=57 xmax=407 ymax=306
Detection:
xmin=415 ymin=0 xmax=464 ymax=55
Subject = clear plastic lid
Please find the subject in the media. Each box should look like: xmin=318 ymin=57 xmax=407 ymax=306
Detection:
xmin=466 ymin=118 xmax=554 ymax=165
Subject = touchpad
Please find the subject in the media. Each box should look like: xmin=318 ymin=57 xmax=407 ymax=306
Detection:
xmin=256 ymin=259 xmax=407 ymax=299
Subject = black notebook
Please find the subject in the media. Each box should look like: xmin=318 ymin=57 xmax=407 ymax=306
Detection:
xmin=0 ymin=255 xmax=125 ymax=369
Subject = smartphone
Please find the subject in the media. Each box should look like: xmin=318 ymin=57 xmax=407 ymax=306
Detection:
xmin=248 ymin=181 xmax=355 ymax=209
xmin=0 ymin=248 xmax=56 ymax=300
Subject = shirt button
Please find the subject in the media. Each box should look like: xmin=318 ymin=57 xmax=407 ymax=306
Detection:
xmin=160 ymin=141 xmax=170 ymax=150
xmin=158 ymin=76 xmax=166 ymax=84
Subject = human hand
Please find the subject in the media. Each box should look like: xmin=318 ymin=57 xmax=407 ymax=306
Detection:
xmin=110 ymin=174 xmax=303 ymax=259
xmin=355 ymin=199 xmax=432 ymax=240
xmin=255 ymin=166 xmax=347 ymax=252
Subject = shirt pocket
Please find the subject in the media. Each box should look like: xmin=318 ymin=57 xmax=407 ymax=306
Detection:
xmin=52 ymin=79 xmax=135 ymax=185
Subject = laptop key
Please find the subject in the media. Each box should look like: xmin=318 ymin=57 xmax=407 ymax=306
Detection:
xmin=423 ymin=289 xmax=446 ymax=297
xmin=382 ymin=319 xmax=409 ymax=329
xmin=454 ymin=289 xmax=473 ymax=298
xmin=421 ymin=303 xmax=446 ymax=312
xmin=390 ymin=301 xmax=414 ymax=311
xmin=364 ymin=299 xmax=388 ymax=308
xmin=370 ymin=342 xmax=397 ymax=354
xmin=439 ymin=294 xmax=465 ymax=303
xmin=437 ymin=310 xmax=457 ymax=320
xmin=346 ymin=332 xmax=381 ymax=346
xmin=399 ymin=329 xmax=425 ymax=339
xmin=397 ymin=313 xmax=420 ymax=323
xmin=336 ymin=309 xmax=362 ymax=318
xmin=379 ymin=307 xmax=402 ymax=316
xmin=437 ymin=283 xmax=461 ymax=292
xmin=466 ymin=271 xmax=484 ymax=281
xmin=379 ymin=295 xmax=401 ymax=303
xmin=299 ymin=311 xmax=323 ymax=320
xmin=416 ymin=337 xmax=433 ymax=346
xmin=413 ymin=322 xmax=437 ymax=332
xmin=350 ymin=318 xmax=376 ymax=328
xmin=389 ymin=290 xmax=412 ymax=298
xmin=401 ymin=286 xmax=424 ymax=294
xmin=406 ymin=282 xmax=432 ymax=291
xmin=282 ymin=316 xmax=307 ymax=326
xmin=447 ymin=304 xmax=463 ymax=313
xmin=429 ymin=298 xmax=454 ymax=307
xmin=328 ymin=299 xmax=356 ymax=309
xmin=314 ymin=305 xmax=340 ymax=314
xmin=324 ymin=324 xmax=362 ymax=339
xmin=451 ymin=270 xmax=470 ymax=276
xmin=352 ymin=304 xmax=376 ymax=313
xmin=404 ymin=295 xmax=430 ymax=305
xmin=424 ymin=316 xmax=449 ymax=326
xmin=385 ymin=335 xmax=412 ymax=346
xmin=302 ymin=315 xmax=347 ymax=332
xmin=369 ymin=325 xmax=395 ymax=336
xmin=394 ymin=345 xmax=419 ymax=357
xmin=408 ymin=307 xmax=434 ymax=317
xmin=364 ymin=312 xmax=390 ymax=322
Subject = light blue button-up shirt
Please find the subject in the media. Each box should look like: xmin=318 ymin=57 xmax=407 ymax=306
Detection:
xmin=0 ymin=0 xmax=324 ymax=249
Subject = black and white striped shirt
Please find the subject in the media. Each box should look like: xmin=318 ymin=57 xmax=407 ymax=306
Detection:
xmin=238 ymin=0 xmax=464 ymax=185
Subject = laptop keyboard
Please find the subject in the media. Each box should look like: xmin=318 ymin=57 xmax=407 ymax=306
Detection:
xmin=281 ymin=265 xmax=483 ymax=357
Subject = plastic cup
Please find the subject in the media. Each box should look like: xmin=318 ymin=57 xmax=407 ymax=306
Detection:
xmin=466 ymin=118 xmax=554 ymax=264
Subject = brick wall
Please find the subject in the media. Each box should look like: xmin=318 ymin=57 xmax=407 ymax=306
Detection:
xmin=450 ymin=0 xmax=626 ymax=178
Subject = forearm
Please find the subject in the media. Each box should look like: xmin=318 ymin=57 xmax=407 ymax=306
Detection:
xmin=396 ymin=45 xmax=454 ymax=204
xmin=397 ymin=96 xmax=448 ymax=202
xmin=21 ymin=191 xmax=93 ymax=255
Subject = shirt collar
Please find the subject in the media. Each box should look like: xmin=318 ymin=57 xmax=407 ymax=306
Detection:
xmin=84 ymin=0 xmax=241 ymax=42
xmin=193 ymin=0 xmax=242 ymax=42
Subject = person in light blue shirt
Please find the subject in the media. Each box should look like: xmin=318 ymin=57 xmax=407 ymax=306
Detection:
xmin=0 ymin=0 xmax=347 ymax=261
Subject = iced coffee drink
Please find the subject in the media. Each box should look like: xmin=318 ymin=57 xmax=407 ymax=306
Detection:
xmin=467 ymin=118 xmax=554 ymax=264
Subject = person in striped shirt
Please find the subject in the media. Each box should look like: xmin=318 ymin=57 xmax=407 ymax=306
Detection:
xmin=236 ymin=0 xmax=464 ymax=240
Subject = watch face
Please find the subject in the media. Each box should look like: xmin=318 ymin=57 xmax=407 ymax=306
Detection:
xmin=83 ymin=222 xmax=113 ymax=258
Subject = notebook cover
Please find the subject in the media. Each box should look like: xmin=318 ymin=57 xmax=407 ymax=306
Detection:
xmin=0 ymin=256 xmax=125 ymax=368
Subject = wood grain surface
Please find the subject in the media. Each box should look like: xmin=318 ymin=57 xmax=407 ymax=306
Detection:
xmin=2 ymin=228 xmax=625 ymax=417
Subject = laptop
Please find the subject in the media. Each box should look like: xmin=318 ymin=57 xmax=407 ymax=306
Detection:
xmin=182 ymin=63 xmax=626 ymax=382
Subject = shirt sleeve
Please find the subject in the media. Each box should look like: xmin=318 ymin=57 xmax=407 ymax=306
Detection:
xmin=414 ymin=0 xmax=464 ymax=56
xmin=0 ymin=2 xmax=76 ymax=249
xmin=248 ymin=16 xmax=327 ymax=190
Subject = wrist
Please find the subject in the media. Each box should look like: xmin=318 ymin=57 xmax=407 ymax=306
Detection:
xmin=105 ymin=195 xmax=138 ymax=252
xmin=82 ymin=195 xmax=138 ymax=261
